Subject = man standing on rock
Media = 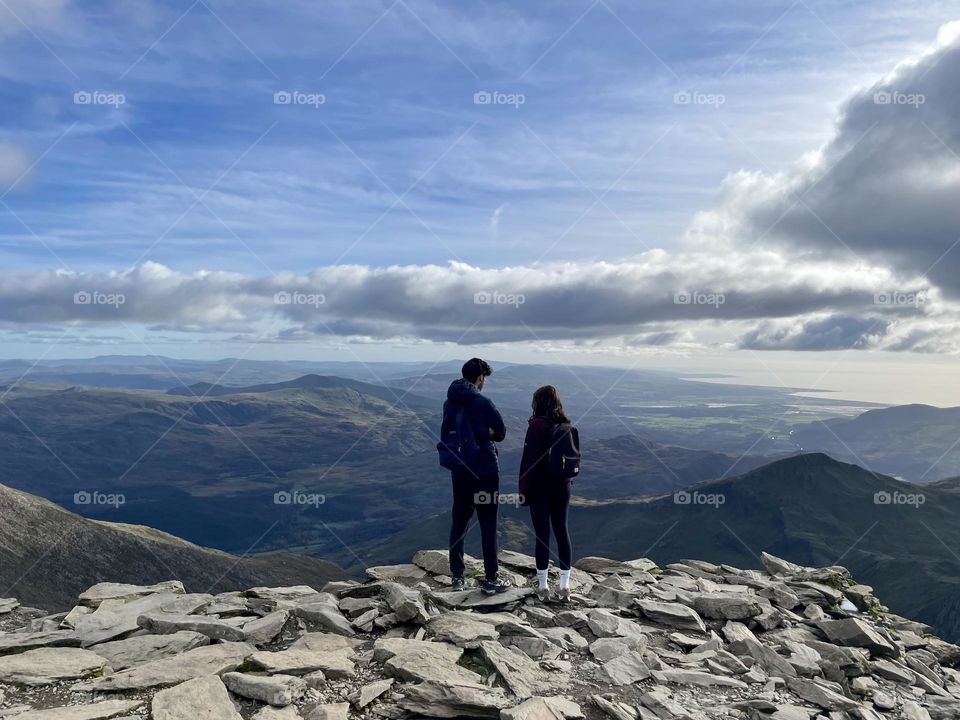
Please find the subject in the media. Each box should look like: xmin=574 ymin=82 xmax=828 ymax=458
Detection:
xmin=442 ymin=358 xmax=511 ymax=595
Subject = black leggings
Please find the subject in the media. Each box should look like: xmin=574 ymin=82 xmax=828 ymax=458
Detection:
xmin=449 ymin=473 xmax=500 ymax=581
xmin=528 ymin=481 xmax=572 ymax=571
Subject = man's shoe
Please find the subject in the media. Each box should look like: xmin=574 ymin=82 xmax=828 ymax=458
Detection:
xmin=451 ymin=576 xmax=466 ymax=592
xmin=481 ymin=576 xmax=512 ymax=596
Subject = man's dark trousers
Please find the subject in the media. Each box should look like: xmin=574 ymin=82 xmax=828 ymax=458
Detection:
xmin=449 ymin=470 xmax=500 ymax=581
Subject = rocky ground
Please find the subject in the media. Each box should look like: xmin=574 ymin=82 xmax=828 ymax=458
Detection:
xmin=0 ymin=549 xmax=958 ymax=720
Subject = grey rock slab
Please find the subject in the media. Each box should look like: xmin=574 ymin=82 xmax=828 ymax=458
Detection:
xmin=90 ymin=631 xmax=210 ymax=670
xmin=373 ymin=636 xmax=462 ymax=663
xmin=366 ymin=564 xmax=428 ymax=584
xmin=818 ymin=618 xmax=899 ymax=658
xmin=381 ymin=581 xmax=430 ymax=624
xmin=138 ymin=613 xmax=247 ymax=642
xmin=400 ymin=679 xmax=510 ymax=718
xmin=74 ymin=593 xmax=209 ymax=647
xmin=427 ymin=611 xmax=500 ymax=647
xmin=249 ymin=648 xmax=355 ymax=678
xmin=770 ymin=706 xmax=817 ymax=720
xmin=538 ymin=627 xmax=588 ymax=651
xmin=223 ymin=671 xmax=306 ymax=706
xmin=587 ymin=609 xmax=646 ymax=639
xmin=869 ymin=658 xmax=915 ymax=683
xmin=786 ymin=677 xmax=860 ymax=711
xmin=432 ymin=587 xmax=535 ymax=609
xmin=0 ymin=598 xmax=20 ymax=614
xmin=253 ymin=707 xmax=303 ymax=720
xmin=0 ymin=647 xmax=110 ymax=685
xmin=73 ymin=641 xmax=254 ymax=691
xmin=596 ymin=651 xmax=650 ymax=685
xmin=244 ymin=586 xmax=318 ymax=601
xmin=589 ymin=636 xmax=644 ymax=663
xmin=635 ymin=599 xmax=706 ymax=633
xmin=0 ymin=630 xmax=81 ymax=655
xmin=151 ymin=674 xmax=242 ymax=720
xmin=691 ymin=592 xmax=763 ymax=620
xmin=383 ymin=641 xmax=481 ymax=686
xmin=290 ymin=631 xmax=362 ymax=653
xmin=349 ymin=678 xmax=394 ymax=708
xmin=305 ymin=703 xmax=350 ymax=720
xmin=290 ymin=602 xmax=355 ymax=637
xmin=500 ymin=697 xmax=574 ymax=720
xmin=78 ymin=581 xmax=185 ymax=607
xmin=651 ymin=668 xmax=747 ymax=688
xmin=479 ymin=640 xmax=558 ymax=699
xmin=1 ymin=700 xmax=143 ymax=720
xmin=591 ymin=695 xmax=637 ymax=720
xmin=242 ymin=610 xmax=289 ymax=645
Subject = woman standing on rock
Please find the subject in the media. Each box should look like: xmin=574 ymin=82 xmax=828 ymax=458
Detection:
xmin=519 ymin=385 xmax=580 ymax=602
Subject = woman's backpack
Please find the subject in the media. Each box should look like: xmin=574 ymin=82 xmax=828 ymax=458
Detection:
xmin=547 ymin=422 xmax=581 ymax=481
xmin=437 ymin=406 xmax=480 ymax=471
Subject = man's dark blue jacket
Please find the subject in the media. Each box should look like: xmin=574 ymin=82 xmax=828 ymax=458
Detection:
xmin=442 ymin=378 xmax=506 ymax=477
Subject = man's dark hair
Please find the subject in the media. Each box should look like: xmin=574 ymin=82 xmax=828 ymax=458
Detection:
xmin=462 ymin=358 xmax=492 ymax=384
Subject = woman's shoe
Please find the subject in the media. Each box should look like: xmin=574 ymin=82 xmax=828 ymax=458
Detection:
xmin=535 ymin=586 xmax=552 ymax=602
xmin=557 ymin=587 xmax=572 ymax=603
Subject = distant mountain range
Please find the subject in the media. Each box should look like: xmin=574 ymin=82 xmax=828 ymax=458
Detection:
xmin=360 ymin=453 xmax=960 ymax=641
xmin=791 ymin=404 xmax=960 ymax=481
xmin=0 ymin=482 xmax=347 ymax=611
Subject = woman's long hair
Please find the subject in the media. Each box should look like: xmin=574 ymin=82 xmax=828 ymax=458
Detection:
xmin=531 ymin=385 xmax=571 ymax=424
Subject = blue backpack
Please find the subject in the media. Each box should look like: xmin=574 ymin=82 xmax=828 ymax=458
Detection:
xmin=437 ymin=404 xmax=480 ymax=471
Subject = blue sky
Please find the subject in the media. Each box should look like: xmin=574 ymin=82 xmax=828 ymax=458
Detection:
xmin=2 ymin=0 xmax=960 ymax=403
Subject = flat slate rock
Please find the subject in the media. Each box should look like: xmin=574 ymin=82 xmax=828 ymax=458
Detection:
xmin=0 ymin=630 xmax=81 ymax=655
xmin=4 ymin=700 xmax=142 ymax=720
xmin=74 ymin=641 xmax=254 ymax=691
xmin=0 ymin=598 xmax=20 ymax=615
xmin=138 ymin=613 xmax=247 ymax=642
xmin=0 ymin=647 xmax=110 ymax=685
xmin=248 ymin=647 xmax=355 ymax=678
xmin=426 ymin=611 xmax=499 ymax=647
xmin=91 ymin=631 xmax=210 ymax=670
xmin=151 ymin=675 xmax=242 ymax=720
xmin=78 ymin=581 xmax=185 ymax=607
xmin=223 ymin=671 xmax=307 ymax=706
xmin=399 ymin=679 xmax=510 ymax=718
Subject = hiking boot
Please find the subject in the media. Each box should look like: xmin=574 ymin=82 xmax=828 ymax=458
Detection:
xmin=451 ymin=576 xmax=466 ymax=592
xmin=557 ymin=587 xmax=572 ymax=603
xmin=535 ymin=586 xmax=552 ymax=602
xmin=481 ymin=576 xmax=512 ymax=596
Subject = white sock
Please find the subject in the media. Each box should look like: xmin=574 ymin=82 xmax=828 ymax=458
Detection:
xmin=536 ymin=569 xmax=548 ymax=590
xmin=559 ymin=569 xmax=571 ymax=590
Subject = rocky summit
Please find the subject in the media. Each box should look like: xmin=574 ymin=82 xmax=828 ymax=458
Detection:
xmin=0 ymin=550 xmax=958 ymax=720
